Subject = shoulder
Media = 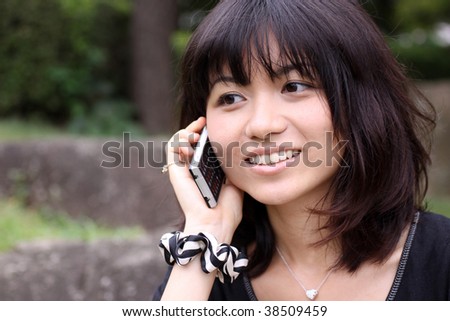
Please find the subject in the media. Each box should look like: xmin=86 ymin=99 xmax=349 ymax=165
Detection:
xmin=393 ymin=211 xmax=450 ymax=300
xmin=420 ymin=210 xmax=450 ymax=226
xmin=411 ymin=211 xmax=450 ymax=262
xmin=415 ymin=211 xmax=450 ymax=246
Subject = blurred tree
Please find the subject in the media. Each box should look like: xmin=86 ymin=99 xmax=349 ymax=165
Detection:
xmin=361 ymin=0 xmax=396 ymax=33
xmin=177 ymin=0 xmax=217 ymax=29
xmin=361 ymin=0 xmax=450 ymax=79
xmin=362 ymin=0 xmax=450 ymax=32
xmin=0 ymin=0 xmax=447 ymax=132
xmin=131 ymin=0 xmax=178 ymax=135
xmin=394 ymin=0 xmax=450 ymax=31
xmin=0 ymin=0 xmax=132 ymax=129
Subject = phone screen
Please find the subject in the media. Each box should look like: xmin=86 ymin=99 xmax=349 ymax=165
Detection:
xmin=189 ymin=127 xmax=225 ymax=208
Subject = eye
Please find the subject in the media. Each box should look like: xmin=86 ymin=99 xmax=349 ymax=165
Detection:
xmin=217 ymin=93 xmax=245 ymax=106
xmin=282 ymin=82 xmax=311 ymax=94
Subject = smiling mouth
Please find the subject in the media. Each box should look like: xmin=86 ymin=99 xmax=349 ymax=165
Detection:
xmin=246 ymin=150 xmax=301 ymax=166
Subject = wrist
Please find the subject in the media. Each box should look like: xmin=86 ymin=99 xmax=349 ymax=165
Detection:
xmin=183 ymin=223 xmax=235 ymax=244
xmin=159 ymin=231 xmax=248 ymax=283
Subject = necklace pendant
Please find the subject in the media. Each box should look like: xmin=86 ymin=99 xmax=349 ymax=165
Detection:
xmin=305 ymin=289 xmax=318 ymax=300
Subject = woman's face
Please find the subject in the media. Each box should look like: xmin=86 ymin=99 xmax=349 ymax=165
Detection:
xmin=206 ymin=58 xmax=344 ymax=207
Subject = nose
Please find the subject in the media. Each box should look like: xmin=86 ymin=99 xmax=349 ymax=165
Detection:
xmin=244 ymin=97 xmax=288 ymax=140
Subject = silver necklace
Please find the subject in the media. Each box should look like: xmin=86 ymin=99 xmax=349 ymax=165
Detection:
xmin=276 ymin=246 xmax=334 ymax=300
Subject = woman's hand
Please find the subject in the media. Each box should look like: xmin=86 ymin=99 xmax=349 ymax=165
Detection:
xmin=165 ymin=117 xmax=244 ymax=243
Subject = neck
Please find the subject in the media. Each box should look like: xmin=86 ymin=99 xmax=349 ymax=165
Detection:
xmin=266 ymin=201 xmax=340 ymax=268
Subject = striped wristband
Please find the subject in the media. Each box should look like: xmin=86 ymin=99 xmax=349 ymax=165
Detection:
xmin=159 ymin=231 xmax=249 ymax=283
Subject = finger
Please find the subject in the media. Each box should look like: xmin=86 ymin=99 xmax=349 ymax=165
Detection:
xmin=165 ymin=117 xmax=206 ymax=171
xmin=164 ymin=116 xmax=214 ymax=212
xmin=167 ymin=127 xmax=202 ymax=154
xmin=185 ymin=116 xmax=206 ymax=133
xmin=166 ymin=132 xmax=193 ymax=155
xmin=171 ymin=136 xmax=194 ymax=159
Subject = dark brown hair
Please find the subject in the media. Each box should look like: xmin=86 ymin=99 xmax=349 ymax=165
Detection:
xmin=178 ymin=0 xmax=436 ymax=274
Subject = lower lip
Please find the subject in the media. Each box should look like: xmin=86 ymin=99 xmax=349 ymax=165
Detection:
xmin=243 ymin=154 xmax=301 ymax=176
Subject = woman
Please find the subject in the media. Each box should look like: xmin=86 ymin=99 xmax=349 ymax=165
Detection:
xmin=154 ymin=0 xmax=450 ymax=300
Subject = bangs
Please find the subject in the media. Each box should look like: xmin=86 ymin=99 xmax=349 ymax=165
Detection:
xmin=181 ymin=0 xmax=359 ymax=128
xmin=206 ymin=25 xmax=320 ymax=88
xmin=194 ymin=1 xmax=324 ymax=91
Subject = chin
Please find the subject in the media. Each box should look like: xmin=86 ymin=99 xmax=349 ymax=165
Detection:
xmin=246 ymin=190 xmax=299 ymax=206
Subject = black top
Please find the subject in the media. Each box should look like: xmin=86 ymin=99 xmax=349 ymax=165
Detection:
xmin=153 ymin=212 xmax=450 ymax=301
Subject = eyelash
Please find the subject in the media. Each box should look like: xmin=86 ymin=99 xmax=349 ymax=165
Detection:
xmin=282 ymin=81 xmax=312 ymax=93
xmin=216 ymin=81 xmax=313 ymax=106
xmin=217 ymin=93 xmax=245 ymax=106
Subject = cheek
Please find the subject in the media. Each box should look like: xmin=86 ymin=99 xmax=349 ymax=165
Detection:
xmin=301 ymin=106 xmax=334 ymax=141
xmin=206 ymin=113 xmax=241 ymax=156
xmin=207 ymin=127 xmax=243 ymax=176
xmin=209 ymin=133 xmax=240 ymax=165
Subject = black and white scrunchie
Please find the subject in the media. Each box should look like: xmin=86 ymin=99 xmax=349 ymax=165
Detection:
xmin=159 ymin=231 xmax=248 ymax=283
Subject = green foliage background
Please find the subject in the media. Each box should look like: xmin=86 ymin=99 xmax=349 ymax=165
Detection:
xmin=0 ymin=0 xmax=134 ymax=134
xmin=0 ymin=0 xmax=448 ymax=132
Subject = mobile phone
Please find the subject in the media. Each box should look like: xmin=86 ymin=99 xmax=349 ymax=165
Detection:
xmin=189 ymin=127 xmax=225 ymax=208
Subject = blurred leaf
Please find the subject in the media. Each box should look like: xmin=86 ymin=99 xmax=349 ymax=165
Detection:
xmin=394 ymin=0 xmax=450 ymax=31
xmin=0 ymin=0 xmax=131 ymax=125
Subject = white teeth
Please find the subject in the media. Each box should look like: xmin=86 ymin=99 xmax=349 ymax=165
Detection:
xmin=248 ymin=150 xmax=300 ymax=165
xmin=269 ymin=153 xmax=279 ymax=163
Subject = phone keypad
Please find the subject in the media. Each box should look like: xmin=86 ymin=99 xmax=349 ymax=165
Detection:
xmin=199 ymin=140 xmax=225 ymax=200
